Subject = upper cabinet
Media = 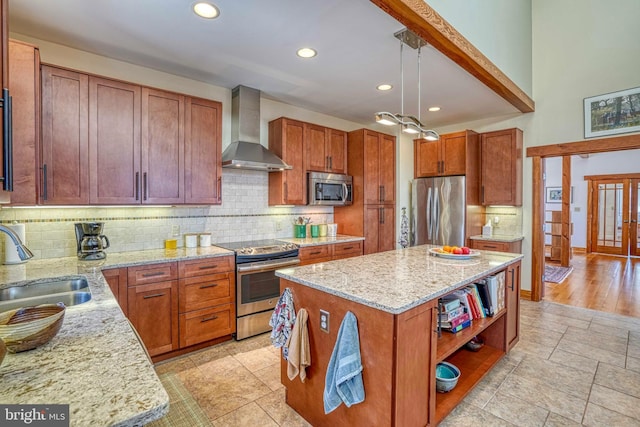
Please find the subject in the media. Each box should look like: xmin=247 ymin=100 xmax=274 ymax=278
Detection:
xmin=480 ymin=128 xmax=523 ymax=206
xmin=8 ymin=40 xmax=40 ymax=205
xmin=268 ymin=117 xmax=306 ymax=205
xmin=40 ymin=65 xmax=222 ymax=205
xmin=361 ymin=129 xmax=395 ymax=205
xmin=305 ymin=124 xmax=347 ymax=174
xmin=184 ymin=96 xmax=222 ymax=204
xmin=414 ymin=130 xmax=478 ymax=178
xmin=41 ymin=65 xmax=90 ymax=204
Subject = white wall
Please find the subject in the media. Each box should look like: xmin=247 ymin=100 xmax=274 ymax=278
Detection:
xmin=426 ymin=0 xmax=532 ymax=96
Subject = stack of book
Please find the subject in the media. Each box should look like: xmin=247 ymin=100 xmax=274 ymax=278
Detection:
xmin=438 ymin=297 xmax=471 ymax=333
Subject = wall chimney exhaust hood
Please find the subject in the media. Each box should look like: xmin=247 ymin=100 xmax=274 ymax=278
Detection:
xmin=222 ymin=85 xmax=292 ymax=171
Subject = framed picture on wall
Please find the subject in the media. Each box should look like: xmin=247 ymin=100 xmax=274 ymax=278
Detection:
xmin=584 ymin=86 xmax=640 ymax=138
xmin=546 ymin=187 xmax=562 ymax=203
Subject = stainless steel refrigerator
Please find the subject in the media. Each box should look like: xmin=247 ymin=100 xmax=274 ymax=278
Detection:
xmin=411 ymin=176 xmax=466 ymax=247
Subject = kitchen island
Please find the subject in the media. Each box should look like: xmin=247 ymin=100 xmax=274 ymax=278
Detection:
xmin=276 ymin=244 xmax=523 ymax=426
xmin=0 ymin=246 xmax=232 ymax=427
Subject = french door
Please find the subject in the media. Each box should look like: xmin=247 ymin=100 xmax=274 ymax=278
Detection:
xmin=590 ymin=178 xmax=640 ymax=256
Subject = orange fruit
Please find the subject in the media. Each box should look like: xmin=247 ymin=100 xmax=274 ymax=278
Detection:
xmin=442 ymin=245 xmax=452 ymax=253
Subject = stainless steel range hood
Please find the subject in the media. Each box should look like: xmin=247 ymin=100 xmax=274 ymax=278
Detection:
xmin=222 ymin=85 xmax=292 ymax=171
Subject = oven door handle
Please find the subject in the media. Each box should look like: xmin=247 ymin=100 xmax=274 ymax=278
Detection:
xmin=237 ymin=259 xmax=300 ymax=273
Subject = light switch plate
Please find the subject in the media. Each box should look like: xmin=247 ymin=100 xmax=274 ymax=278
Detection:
xmin=319 ymin=309 xmax=330 ymax=333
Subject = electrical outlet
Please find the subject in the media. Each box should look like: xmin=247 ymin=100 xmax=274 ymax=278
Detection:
xmin=320 ymin=309 xmax=330 ymax=333
xmin=275 ymin=220 xmax=282 ymax=231
xmin=171 ymin=225 xmax=180 ymax=236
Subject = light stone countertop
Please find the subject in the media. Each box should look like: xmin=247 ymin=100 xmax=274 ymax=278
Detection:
xmin=279 ymin=234 xmax=365 ymax=247
xmin=276 ymin=244 xmax=523 ymax=315
xmin=469 ymin=234 xmax=524 ymax=243
xmin=0 ymin=246 xmax=233 ymax=427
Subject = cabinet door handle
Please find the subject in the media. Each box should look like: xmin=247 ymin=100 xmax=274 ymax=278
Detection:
xmin=143 ymin=292 xmax=165 ymax=299
xmin=199 ymin=283 xmax=219 ymax=289
xmin=481 ymin=186 xmax=485 ymax=204
xmin=198 ymin=265 xmax=219 ymax=270
xmin=510 ymin=268 xmax=515 ymax=291
xmin=217 ymin=176 xmax=222 ymax=202
xmin=329 ymin=156 xmax=332 ymax=170
xmin=42 ymin=164 xmax=48 ymax=201
xmin=382 ymin=186 xmax=385 ymax=202
xmin=326 ymin=155 xmax=329 ymax=170
xmin=284 ymin=182 xmax=288 ymax=201
xmin=135 ymin=172 xmax=140 ymax=201
xmin=200 ymin=315 xmax=219 ymax=323
xmin=143 ymin=172 xmax=148 ymax=201
xmin=142 ymin=271 xmax=166 ymax=278
xmin=379 ymin=185 xmax=383 ymax=202
xmin=1 ymin=89 xmax=13 ymax=191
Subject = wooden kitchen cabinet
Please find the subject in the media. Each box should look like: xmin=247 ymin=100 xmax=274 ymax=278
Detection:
xmin=141 ymin=88 xmax=184 ymax=204
xmin=480 ymin=128 xmax=523 ymax=206
xmin=299 ymin=240 xmax=364 ymax=265
xmin=8 ymin=40 xmax=40 ymax=205
xmin=469 ymin=239 xmax=522 ymax=254
xmin=89 ymin=76 xmax=141 ymax=204
xmin=102 ymin=267 xmax=128 ymax=315
xmin=334 ymin=129 xmax=396 ymax=255
xmin=178 ymin=256 xmax=235 ymax=348
xmin=128 ymin=280 xmax=179 ymax=357
xmin=184 ymin=96 xmax=223 ymax=204
xmin=269 ymin=117 xmax=306 ymax=205
xmin=506 ymin=261 xmax=521 ymax=350
xmin=40 ymin=65 xmax=90 ymax=204
xmin=305 ymin=124 xmax=347 ymax=174
xmin=127 ymin=262 xmax=179 ymax=357
xmin=414 ymin=130 xmax=479 ymax=178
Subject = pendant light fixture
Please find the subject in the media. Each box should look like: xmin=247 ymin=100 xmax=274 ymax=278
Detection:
xmin=375 ymin=29 xmax=439 ymax=141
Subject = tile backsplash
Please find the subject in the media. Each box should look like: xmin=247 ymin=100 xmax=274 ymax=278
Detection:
xmin=484 ymin=206 xmax=522 ymax=236
xmin=0 ymin=169 xmax=333 ymax=260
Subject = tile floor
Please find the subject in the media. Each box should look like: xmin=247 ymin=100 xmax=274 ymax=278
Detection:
xmin=150 ymin=300 xmax=640 ymax=426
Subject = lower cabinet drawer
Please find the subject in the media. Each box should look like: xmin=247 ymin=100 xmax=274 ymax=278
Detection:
xmin=299 ymin=245 xmax=332 ymax=266
xmin=179 ymin=273 xmax=233 ymax=312
xmin=470 ymin=240 xmax=522 ymax=254
xmin=179 ymin=256 xmax=234 ymax=278
xmin=179 ymin=304 xmax=235 ymax=348
xmin=128 ymin=262 xmax=178 ymax=286
xmin=333 ymin=241 xmax=363 ymax=259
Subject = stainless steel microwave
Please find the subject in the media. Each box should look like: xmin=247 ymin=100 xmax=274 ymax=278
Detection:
xmin=308 ymin=172 xmax=353 ymax=206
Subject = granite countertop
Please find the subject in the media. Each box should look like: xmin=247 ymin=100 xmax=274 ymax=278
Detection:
xmin=279 ymin=234 xmax=365 ymax=247
xmin=0 ymin=246 xmax=233 ymax=427
xmin=276 ymin=244 xmax=523 ymax=315
xmin=469 ymin=234 xmax=524 ymax=242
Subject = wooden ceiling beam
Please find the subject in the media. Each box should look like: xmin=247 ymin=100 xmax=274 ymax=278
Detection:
xmin=371 ymin=0 xmax=535 ymax=113
xmin=526 ymin=133 xmax=640 ymax=158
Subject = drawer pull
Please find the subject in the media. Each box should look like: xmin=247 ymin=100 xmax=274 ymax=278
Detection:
xmin=143 ymin=293 xmax=165 ymax=299
xmin=142 ymin=271 xmax=166 ymax=278
xmin=484 ymin=245 xmax=498 ymax=249
xmin=198 ymin=265 xmax=218 ymax=270
xmin=310 ymin=251 xmax=322 ymax=255
xmin=342 ymin=246 xmax=353 ymax=250
xmin=200 ymin=315 xmax=219 ymax=323
xmin=199 ymin=284 xmax=219 ymax=289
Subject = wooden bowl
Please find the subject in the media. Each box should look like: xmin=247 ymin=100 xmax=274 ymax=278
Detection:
xmin=0 ymin=304 xmax=65 ymax=353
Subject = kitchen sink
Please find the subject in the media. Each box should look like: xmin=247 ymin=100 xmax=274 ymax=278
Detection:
xmin=0 ymin=277 xmax=92 ymax=312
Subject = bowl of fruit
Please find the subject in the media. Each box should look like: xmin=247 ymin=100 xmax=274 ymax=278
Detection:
xmin=429 ymin=245 xmax=480 ymax=259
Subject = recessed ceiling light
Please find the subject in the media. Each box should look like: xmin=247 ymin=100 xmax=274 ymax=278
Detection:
xmin=428 ymin=106 xmax=441 ymax=112
xmin=193 ymin=2 xmax=220 ymax=19
xmin=296 ymin=48 xmax=317 ymax=58
xmin=377 ymin=84 xmax=393 ymax=91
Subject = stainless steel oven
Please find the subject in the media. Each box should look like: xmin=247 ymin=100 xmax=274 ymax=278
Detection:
xmin=217 ymin=240 xmax=299 ymax=340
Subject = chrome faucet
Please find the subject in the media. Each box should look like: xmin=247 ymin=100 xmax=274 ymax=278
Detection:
xmin=0 ymin=225 xmax=34 ymax=261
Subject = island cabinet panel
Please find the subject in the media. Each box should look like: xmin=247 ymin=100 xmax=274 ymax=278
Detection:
xmin=102 ymin=267 xmax=128 ymax=315
xmin=281 ymin=279 xmax=396 ymax=427
xmin=506 ymin=261 xmax=521 ymax=350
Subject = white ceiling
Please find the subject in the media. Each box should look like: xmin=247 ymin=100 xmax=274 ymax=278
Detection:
xmin=9 ymin=0 xmax=520 ymax=129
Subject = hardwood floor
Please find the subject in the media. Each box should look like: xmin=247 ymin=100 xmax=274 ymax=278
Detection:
xmin=544 ymin=252 xmax=640 ymax=317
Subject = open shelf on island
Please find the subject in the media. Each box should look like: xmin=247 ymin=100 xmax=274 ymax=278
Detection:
xmin=436 ymin=308 xmax=506 ymax=362
xmin=435 ymin=344 xmax=504 ymax=424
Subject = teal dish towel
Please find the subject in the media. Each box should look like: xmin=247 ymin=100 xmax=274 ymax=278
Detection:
xmin=323 ymin=311 xmax=365 ymax=414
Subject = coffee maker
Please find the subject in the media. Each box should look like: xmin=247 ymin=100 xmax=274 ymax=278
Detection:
xmin=75 ymin=222 xmax=110 ymax=260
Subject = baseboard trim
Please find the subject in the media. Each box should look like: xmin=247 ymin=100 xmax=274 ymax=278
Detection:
xmin=520 ymin=289 xmax=532 ymax=300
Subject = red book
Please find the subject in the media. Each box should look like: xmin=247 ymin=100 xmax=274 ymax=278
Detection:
xmin=441 ymin=312 xmax=471 ymax=329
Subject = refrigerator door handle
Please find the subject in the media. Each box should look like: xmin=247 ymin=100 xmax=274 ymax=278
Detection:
xmin=434 ymin=186 xmax=440 ymax=240
xmin=425 ymin=187 xmax=433 ymax=243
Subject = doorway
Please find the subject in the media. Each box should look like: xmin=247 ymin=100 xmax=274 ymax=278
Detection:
xmin=586 ymin=176 xmax=640 ymax=257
